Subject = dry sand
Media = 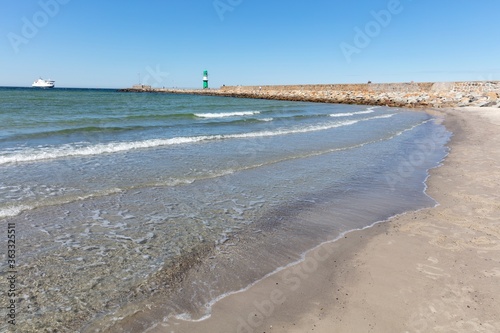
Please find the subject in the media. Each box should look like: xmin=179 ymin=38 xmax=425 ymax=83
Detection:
xmin=153 ymin=107 xmax=500 ymax=333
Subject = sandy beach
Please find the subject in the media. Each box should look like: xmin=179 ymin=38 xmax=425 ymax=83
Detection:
xmin=152 ymin=107 xmax=500 ymax=333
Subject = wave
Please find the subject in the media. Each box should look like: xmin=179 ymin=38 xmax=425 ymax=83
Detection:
xmin=329 ymin=106 xmax=379 ymax=118
xmin=0 ymin=115 xmax=427 ymax=219
xmin=0 ymin=204 xmax=32 ymax=218
xmin=2 ymin=108 xmax=386 ymax=143
xmin=194 ymin=111 xmax=261 ymax=118
xmin=3 ymin=125 xmax=149 ymax=141
xmin=28 ymin=112 xmax=197 ymax=126
xmin=0 ymin=114 xmax=395 ymax=165
xmin=0 ymin=187 xmax=124 ymax=219
xmin=0 ymin=117 xmax=279 ymax=143
xmin=120 ymin=112 xmax=197 ymax=121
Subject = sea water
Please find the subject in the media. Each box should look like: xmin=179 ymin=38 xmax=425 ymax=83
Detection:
xmin=0 ymin=87 xmax=450 ymax=332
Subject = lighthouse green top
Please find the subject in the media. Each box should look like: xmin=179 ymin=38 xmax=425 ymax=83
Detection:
xmin=203 ymin=70 xmax=208 ymax=89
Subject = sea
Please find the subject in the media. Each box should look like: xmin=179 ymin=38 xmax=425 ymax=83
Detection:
xmin=0 ymin=87 xmax=450 ymax=332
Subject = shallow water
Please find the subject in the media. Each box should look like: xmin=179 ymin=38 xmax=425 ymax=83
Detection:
xmin=0 ymin=87 xmax=450 ymax=332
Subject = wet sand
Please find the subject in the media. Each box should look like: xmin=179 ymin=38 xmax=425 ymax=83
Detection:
xmin=152 ymin=107 xmax=500 ymax=333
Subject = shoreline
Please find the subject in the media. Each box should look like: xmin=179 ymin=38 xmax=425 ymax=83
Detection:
xmin=84 ymin=106 xmax=448 ymax=333
xmin=148 ymin=107 xmax=500 ymax=332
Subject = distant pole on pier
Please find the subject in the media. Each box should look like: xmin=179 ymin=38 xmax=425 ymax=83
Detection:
xmin=203 ymin=70 xmax=208 ymax=89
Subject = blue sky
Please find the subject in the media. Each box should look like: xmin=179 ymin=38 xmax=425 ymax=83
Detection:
xmin=1 ymin=0 xmax=499 ymax=88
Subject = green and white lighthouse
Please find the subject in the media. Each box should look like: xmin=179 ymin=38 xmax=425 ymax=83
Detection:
xmin=203 ymin=70 xmax=208 ymax=89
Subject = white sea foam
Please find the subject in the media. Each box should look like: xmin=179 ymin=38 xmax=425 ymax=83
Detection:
xmin=0 ymin=188 xmax=123 ymax=218
xmin=329 ymin=109 xmax=375 ymax=117
xmin=329 ymin=106 xmax=382 ymax=118
xmin=371 ymin=114 xmax=394 ymax=120
xmin=194 ymin=111 xmax=261 ymax=118
xmin=0 ymin=137 xmax=211 ymax=165
xmin=0 ymin=114 xmax=394 ymax=165
xmin=0 ymin=205 xmax=32 ymax=218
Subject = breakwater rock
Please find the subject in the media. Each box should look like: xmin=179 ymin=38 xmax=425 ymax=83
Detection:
xmin=119 ymin=81 xmax=500 ymax=108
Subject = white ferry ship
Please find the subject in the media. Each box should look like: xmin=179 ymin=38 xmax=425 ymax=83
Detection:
xmin=32 ymin=78 xmax=55 ymax=88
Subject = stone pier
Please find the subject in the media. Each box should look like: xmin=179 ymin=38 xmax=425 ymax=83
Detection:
xmin=119 ymin=81 xmax=500 ymax=108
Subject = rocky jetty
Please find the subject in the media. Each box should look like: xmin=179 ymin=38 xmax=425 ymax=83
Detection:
xmin=119 ymin=81 xmax=500 ymax=108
